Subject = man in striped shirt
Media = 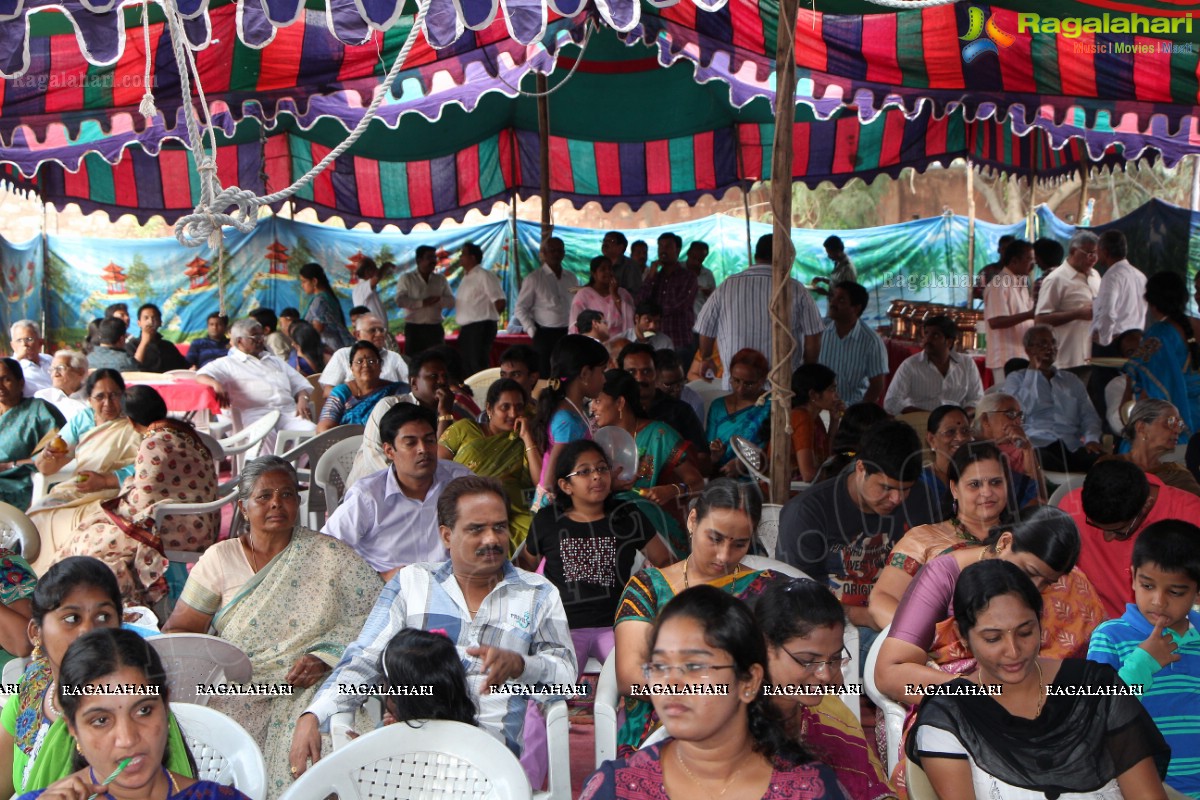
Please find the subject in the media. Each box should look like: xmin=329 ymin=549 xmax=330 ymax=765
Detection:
xmin=818 ymin=281 xmax=888 ymax=406
xmin=694 ymin=234 xmax=824 ymax=390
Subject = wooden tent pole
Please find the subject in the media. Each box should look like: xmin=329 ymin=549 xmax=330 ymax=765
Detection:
xmin=1191 ymin=154 xmax=1199 ymax=212
xmin=537 ymin=74 xmax=552 ymax=242
xmin=966 ymin=157 xmax=975 ymax=309
xmin=1078 ymin=161 xmax=1089 ymax=221
xmin=768 ymin=0 xmax=798 ymax=506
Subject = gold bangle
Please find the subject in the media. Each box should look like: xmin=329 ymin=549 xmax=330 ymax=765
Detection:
xmin=437 ymin=414 xmax=454 ymax=422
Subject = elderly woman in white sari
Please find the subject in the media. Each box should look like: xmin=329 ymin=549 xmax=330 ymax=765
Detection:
xmin=164 ymin=455 xmax=382 ymax=799
xmin=28 ymin=369 xmax=140 ymax=574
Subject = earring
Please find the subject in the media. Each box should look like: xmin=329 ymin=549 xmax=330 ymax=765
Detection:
xmin=31 ymin=640 xmax=42 ymax=661
xmin=74 ymin=741 xmax=82 ymax=755
xmin=951 ymin=498 xmax=959 ymax=516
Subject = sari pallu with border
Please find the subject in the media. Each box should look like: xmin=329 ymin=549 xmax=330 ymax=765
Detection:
xmin=207 ymin=527 xmax=381 ymax=799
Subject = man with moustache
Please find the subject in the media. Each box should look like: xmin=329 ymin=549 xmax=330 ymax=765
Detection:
xmin=293 ymin=473 xmax=576 ymax=785
xmin=321 ymin=402 xmax=474 ymax=580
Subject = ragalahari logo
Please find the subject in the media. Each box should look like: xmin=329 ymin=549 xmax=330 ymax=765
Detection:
xmin=960 ymin=7 xmax=1015 ymax=62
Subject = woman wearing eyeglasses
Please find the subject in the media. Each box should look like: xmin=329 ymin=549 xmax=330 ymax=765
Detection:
xmin=29 ymin=370 xmax=140 ymax=575
xmin=518 ymin=441 xmax=671 ymax=674
xmin=315 ymin=341 xmax=404 ymax=432
xmin=582 ymin=586 xmax=850 ymax=800
xmin=613 ymin=479 xmax=778 ymax=755
xmin=754 ymin=579 xmax=897 ymax=800
xmin=1100 ymin=400 xmax=1200 ymax=497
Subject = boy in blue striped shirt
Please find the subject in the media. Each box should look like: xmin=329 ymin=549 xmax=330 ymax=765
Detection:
xmin=1088 ymin=519 xmax=1200 ymax=798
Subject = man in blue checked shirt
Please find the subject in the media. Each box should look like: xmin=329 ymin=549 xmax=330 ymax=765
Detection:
xmin=289 ymin=474 xmax=577 ymax=784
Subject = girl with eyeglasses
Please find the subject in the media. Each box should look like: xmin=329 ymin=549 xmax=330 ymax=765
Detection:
xmin=754 ymin=579 xmax=896 ymax=800
xmin=581 ymin=586 xmax=849 ymax=800
xmin=518 ymin=441 xmax=671 ymax=674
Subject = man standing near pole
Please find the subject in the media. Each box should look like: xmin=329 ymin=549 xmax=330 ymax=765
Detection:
xmin=514 ymin=237 xmax=577 ymax=375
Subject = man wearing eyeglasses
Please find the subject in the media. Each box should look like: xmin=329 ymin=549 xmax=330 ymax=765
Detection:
xmin=8 ymin=320 xmax=52 ymax=396
xmin=33 ymin=349 xmax=89 ymax=420
xmin=319 ymin=315 xmax=410 ymax=389
xmin=1003 ymin=325 xmax=1104 ymax=474
xmin=1058 ymin=459 xmax=1200 ymax=617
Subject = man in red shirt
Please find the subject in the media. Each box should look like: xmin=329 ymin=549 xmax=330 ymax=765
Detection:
xmin=1058 ymin=460 xmax=1200 ymax=618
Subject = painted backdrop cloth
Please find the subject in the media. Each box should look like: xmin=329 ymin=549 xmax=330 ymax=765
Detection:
xmin=199 ymin=527 xmax=381 ymax=799
xmin=1125 ymin=319 xmax=1200 ymax=443
xmin=440 ymin=420 xmax=535 ymax=553
xmin=27 ymin=417 xmax=141 ymax=574
xmin=57 ymin=420 xmax=217 ymax=605
xmin=0 ymin=399 xmax=63 ymax=511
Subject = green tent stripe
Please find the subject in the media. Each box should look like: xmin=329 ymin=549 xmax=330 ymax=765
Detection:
xmin=477 ymin=135 xmax=505 ymax=198
xmin=567 ymin=138 xmax=599 ymax=195
xmin=1032 ymin=36 xmax=1061 ymax=95
xmin=669 ymin=136 xmax=696 ymax=192
xmin=82 ymin=64 xmax=112 ymax=110
xmin=185 ymin=151 xmax=201 ymax=207
xmin=232 ymin=39 xmax=263 ymax=94
xmin=85 ymin=153 xmax=115 ymax=204
xmin=1170 ymin=48 xmax=1200 ymax=104
xmin=291 ymin=138 xmax=315 ymax=202
xmin=855 ymin=114 xmax=884 ymax=172
xmin=379 ymin=160 xmax=411 ymax=219
xmin=896 ymin=12 xmax=928 ymax=90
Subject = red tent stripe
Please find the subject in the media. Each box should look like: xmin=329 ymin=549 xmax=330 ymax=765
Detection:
xmin=739 ymin=123 xmax=763 ymax=180
xmin=354 ymin=156 xmax=385 ymax=217
xmin=549 ymin=136 xmax=574 ymax=192
xmin=46 ymin=34 xmax=85 ymax=113
xmin=594 ymin=141 xmax=621 ymax=195
xmin=925 ymin=114 xmax=948 ymax=159
xmin=920 ymin=7 xmax=964 ymax=89
xmin=834 ymin=116 xmax=859 ymax=173
xmin=339 ymin=32 xmax=382 ymax=83
xmin=795 ymin=9 xmax=828 ymax=71
xmin=693 ymin=131 xmax=715 ymax=190
xmin=880 ymin=110 xmax=905 ymax=167
xmin=197 ymin=12 xmax=235 ymax=93
xmin=792 ymin=121 xmax=810 ymax=179
xmin=994 ymin=10 xmax=1037 ymax=93
xmin=160 ymin=150 xmax=192 ymax=208
xmin=63 ymin=161 xmax=89 ymax=200
xmin=1061 ymin=34 xmax=1098 ymax=95
xmin=498 ymin=129 xmax=515 ymax=188
xmin=660 ymin=4 xmax=697 ymax=33
xmin=730 ymin=0 xmax=766 ymax=58
xmin=862 ymin=14 xmax=902 ymax=85
xmin=112 ymin=21 xmax=153 ymax=107
xmin=1135 ymin=37 xmax=1173 ymax=102
xmin=113 ymin=155 xmax=137 ymax=208
xmin=406 ymin=160 xmax=434 ymax=217
xmin=456 ymin=146 xmax=482 ymax=205
xmin=258 ymin=16 xmax=304 ymax=91
xmin=646 ymin=140 xmax=671 ymax=194
xmin=216 ymin=144 xmax=239 ymax=192
xmin=263 ymin=134 xmax=290 ymax=194
xmin=309 ymin=144 xmax=336 ymax=207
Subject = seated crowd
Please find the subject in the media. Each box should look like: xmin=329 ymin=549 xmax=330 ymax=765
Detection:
xmin=2 ymin=229 xmax=1200 ymax=800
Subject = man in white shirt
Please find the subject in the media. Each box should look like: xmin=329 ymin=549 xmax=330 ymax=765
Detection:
xmin=455 ymin=242 xmax=507 ymax=376
xmin=322 ymin=402 xmax=474 ymax=579
xmin=34 ymin=350 xmax=89 ymax=420
xmin=983 ymin=239 xmax=1036 ymax=384
xmin=514 ymin=237 xmax=578 ymax=374
xmin=9 ymin=320 xmax=52 ymax=396
xmin=883 ymin=315 xmax=984 ymax=415
xmin=351 ymin=257 xmax=390 ymax=326
xmin=818 ymin=281 xmax=888 ymax=406
xmin=397 ymin=245 xmax=455 ymax=358
xmin=617 ymin=301 xmax=674 ymax=352
xmin=1035 ymin=230 xmax=1101 ymax=382
xmin=195 ymin=318 xmax=315 ymax=451
xmin=320 ymin=315 xmax=410 ymax=388
xmin=1092 ymin=230 xmax=1147 ymax=355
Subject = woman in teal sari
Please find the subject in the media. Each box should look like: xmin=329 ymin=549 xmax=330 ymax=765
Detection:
xmin=0 ymin=359 xmax=65 ymax=511
xmin=706 ymin=348 xmax=771 ymax=477
xmin=0 ymin=557 xmax=195 ymax=799
xmin=590 ymin=370 xmax=704 ymax=557
xmin=299 ymin=262 xmax=354 ymax=352
xmin=437 ymin=378 xmax=542 ymax=553
xmin=1124 ymin=271 xmax=1200 ymax=441
xmin=165 ymin=456 xmax=381 ymax=799
xmin=316 ymin=341 xmax=403 ymax=431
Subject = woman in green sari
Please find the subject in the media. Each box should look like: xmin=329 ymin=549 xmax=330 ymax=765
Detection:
xmin=437 ymin=379 xmax=542 ymax=553
xmin=612 ymin=479 xmax=779 ymax=755
xmin=0 ymin=556 xmax=195 ymax=799
xmin=164 ymin=456 xmax=381 ymax=799
xmin=0 ymin=358 xmax=65 ymax=512
xmin=590 ymin=370 xmax=704 ymax=557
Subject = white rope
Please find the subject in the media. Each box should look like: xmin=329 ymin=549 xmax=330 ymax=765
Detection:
xmin=858 ymin=0 xmax=961 ymax=7
xmin=167 ymin=0 xmax=428 ymax=247
xmin=490 ymin=20 xmax=594 ymax=98
xmin=139 ymin=0 xmax=157 ymax=120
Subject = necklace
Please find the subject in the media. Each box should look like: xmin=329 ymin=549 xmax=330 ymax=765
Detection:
xmin=682 ymin=556 xmax=740 ymax=589
xmin=563 ymin=397 xmax=592 ymax=432
xmin=244 ymin=533 xmax=259 ymax=573
xmin=46 ymin=681 xmax=60 ymax=718
xmin=675 ymin=745 xmax=747 ymax=797
xmin=980 ymin=660 xmax=1045 ymax=718
xmin=950 ymin=516 xmax=983 ymax=543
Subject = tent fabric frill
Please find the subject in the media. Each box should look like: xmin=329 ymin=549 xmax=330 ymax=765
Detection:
xmin=0 ymin=103 xmax=1133 ymax=231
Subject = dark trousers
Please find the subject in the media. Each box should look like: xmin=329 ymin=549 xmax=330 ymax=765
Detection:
xmin=1036 ymin=440 xmax=1101 ymax=473
xmin=404 ymin=323 xmax=445 ymax=359
xmin=532 ymin=326 xmax=569 ymax=376
xmin=457 ymin=320 xmax=498 ymax=377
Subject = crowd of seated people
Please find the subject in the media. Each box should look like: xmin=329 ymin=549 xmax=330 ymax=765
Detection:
xmin=6 ymin=231 xmax=1200 ymax=800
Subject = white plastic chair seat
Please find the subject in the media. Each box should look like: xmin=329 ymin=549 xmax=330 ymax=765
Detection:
xmin=30 ymin=460 xmax=77 ymax=505
xmin=0 ymin=502 xmax=40 ymax=563
xmin=155 ymin=490 xmax=238 ymax=544
xmin=147 ymin=634 xmax=252 ymax=705
xmin=281 ymin=719 xmax=532 ymax=800
xmin=171 ymin=702 xmax=268 ymax=800
xmin=863 ymin=624 xmax=907 ymax=775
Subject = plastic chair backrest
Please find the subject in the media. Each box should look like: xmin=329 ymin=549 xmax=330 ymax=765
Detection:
xmin=731 ymin=436 xmax=770 ymax=485
xmin=1047 ymin=474 xmax=1084 ymax=508
xmin=278 ymin=425 xmax=364 ymax=527
xmin=218 ymin=410 xmax=280 ymax=458
xmin=465 ymin=367 xmax=503 ymax=403
xmin=0 ymin=502 xmax=40 ymax=563
xmin=593 ymin=653 xmax=619 ymax=769
xmin=146 ymin=633 xmax=252 ymax=705
xmin=863 ymin=624 xmax=906 ymax=775
xmin=278 ymin=719 xmax=532 ymax=800
xmin=171 ymin=702 xmax=268 ymax=800
xmin=313 ymin=435 xmax=364 ymax=517
xmin=757 ymin=503 xmax=783 ymax=559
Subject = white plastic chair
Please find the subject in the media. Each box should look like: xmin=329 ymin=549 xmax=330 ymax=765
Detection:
xmin=312 ymin=435 xmax=363 ymax=523
xmin=216 ymin=410 xmax=281 ymax=473
xmin=155 ymin=490 xmax=241 ymax=568
xmin=276 ymin=425 xmax=364 ymax=528
xmin=281 ymin=719 xmax=532 ymax=800
xmin=0 ymin=502 xmax=40 ymax=563
xmin=686 ymin=379 xmax=725 ymax=420
xmin=146 ymin=633 xmax=252 ymax=705
xmin=1047 ymin=473 xmax=1085 ymax=508
xmin=593 ymin=653 xmax=619 ymax=769
xmin=757 ymin=503 xmax=782 ymax=559
xmin=171 ymin=702 xmax=268 ymax=800
xmin=30 ymin=459 xmax=77 ymax=505
xmin=731 ymin=436 xmax=808 ymax=495
xmin=864 ymin=624 xmax=907 ymax=775
xmin=465 ymin=367 xmax=502 ymax=403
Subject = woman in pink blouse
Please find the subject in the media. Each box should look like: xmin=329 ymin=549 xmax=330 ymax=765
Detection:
xmin=570 ymin=256 xmax=636 ymax=336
